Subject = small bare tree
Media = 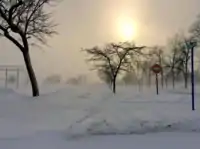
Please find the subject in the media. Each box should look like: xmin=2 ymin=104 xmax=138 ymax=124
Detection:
xmin=0 ymin=0 xmax=56 ymax=96
xmin=83 ymin=42 xmax=145 ymax=93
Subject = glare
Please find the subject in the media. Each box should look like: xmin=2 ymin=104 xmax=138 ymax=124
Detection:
xmin=117 ymin=16 xmax=137 ymax=41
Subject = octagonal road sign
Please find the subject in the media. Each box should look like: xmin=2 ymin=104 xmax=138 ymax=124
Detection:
xmin=151 ymin=64 xmax=162 ymax=74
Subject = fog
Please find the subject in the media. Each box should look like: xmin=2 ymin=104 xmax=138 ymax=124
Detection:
xmin=0 ymin=0 xmax=199 ymax=83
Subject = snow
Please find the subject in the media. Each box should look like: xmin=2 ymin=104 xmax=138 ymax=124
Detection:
xmin=0 ymin=84 xmax=200 ymax=148
xmin=0 ymin=132 xmax=200 ymax=149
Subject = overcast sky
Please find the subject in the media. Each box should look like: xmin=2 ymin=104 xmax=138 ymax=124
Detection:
xmin=0 ymin=0 xmax=200 ymax=81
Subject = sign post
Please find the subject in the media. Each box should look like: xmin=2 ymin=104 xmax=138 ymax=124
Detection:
xmin=151 ymin=64 xmax=162 ymax=95
xmin=156 ymin=73 xmax=159 ymax=95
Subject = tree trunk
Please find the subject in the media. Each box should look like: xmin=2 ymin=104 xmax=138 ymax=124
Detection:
xmin=23 ymin=52 xmax=39 ymax=97
xmin=161 ymin=70 xmax=164 ymax=88
xmin=165 ymin=77 xmax=168 ymax=88
xmin=172 ymin=70 xmax=175 ymax=88
xmin=112 ymin=77 xmax=116 ymax=94
xmin=156 ymin=73 xmax=159 ymax=95
xmin=184 ymin=62 xmax=188 ymax=89
xmin=184 ymin=73 xmax=188 ymax=89
xmin=159 ymin=59 xmax=164 ymax=88
xmin=148 ymin=69 xmax=151 ymax=88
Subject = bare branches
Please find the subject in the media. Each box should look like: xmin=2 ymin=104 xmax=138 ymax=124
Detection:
xmin=9 ymin=0 xmax=23 ymax=23
xmin=162 ymin=33 xmax=193 ymax=88
xmin=0 ymin=0 xmax=57 ymax=97
xmin=0 ymin=0 xmax=57 ymax=50
xmin=83 ymin=42 xmax=145 ymax=93
xmin=190 ymin=14 xmax=200 ymax=44
xmin=4 ymin=30 xmax=24 ymax=50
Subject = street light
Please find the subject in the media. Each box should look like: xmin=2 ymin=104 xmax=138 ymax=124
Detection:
xmin=186 ymin=40 xmax=197 ymax=111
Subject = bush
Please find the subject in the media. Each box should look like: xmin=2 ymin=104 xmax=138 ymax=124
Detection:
xmin=44 ymin=74 xmax=62 ymax=84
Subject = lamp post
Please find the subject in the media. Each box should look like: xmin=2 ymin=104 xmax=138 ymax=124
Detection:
xmin=186 ymin=40 xmax=197 ymax=111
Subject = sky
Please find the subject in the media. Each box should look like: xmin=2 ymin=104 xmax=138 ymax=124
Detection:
xmin=0 ymin=0 xmax=200 ymax=82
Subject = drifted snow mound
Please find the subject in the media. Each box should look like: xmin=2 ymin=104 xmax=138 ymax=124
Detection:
xmin=0 ymin=84 xmax=200 ymax=140
xmin=66 ymin=86 xmax=200 ymax=138
xmin=67 ymin=115 xmax=200 ymax=138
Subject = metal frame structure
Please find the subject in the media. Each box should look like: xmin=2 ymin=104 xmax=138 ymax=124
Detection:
xmin=0 ymin=65 xmax=24 ymax=89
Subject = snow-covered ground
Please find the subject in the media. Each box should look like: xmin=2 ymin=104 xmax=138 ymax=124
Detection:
xmin=0 ymin=84 xmax=200 ymax=149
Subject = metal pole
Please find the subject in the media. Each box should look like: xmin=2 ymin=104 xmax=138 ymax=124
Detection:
xmin=191 ymin=46 xmax=195 ymax=111
xmin=156 ymin=73 xmax=159 ymax=95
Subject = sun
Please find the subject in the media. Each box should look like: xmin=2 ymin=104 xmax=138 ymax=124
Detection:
xmin=117 ymin=17 xmax=136 ymax=41
xmin=121 ymin=22 xmax=135 ymax=40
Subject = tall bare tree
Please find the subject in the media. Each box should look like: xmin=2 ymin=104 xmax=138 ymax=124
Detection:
xmin=167 ymin=34 xmax=192 ymax=89
xmin=176 ymin=38 xmax=191 ymax=88
xmin=0 ymin=0 xmax=56 ymax=96
xmin=83 ymin=42 xmax=145 ymax=93
xmin=165 ymin=34 xmax=183 ymax=88
xmin=190 ymin=14 xmax=200 ymax=44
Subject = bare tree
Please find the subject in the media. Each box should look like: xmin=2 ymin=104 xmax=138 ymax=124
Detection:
xmin=165 ymin=35 xmax=183 ymax=88
xmin=176 ymin=38 xmax=191 ymax=88
xmin=0 ymin=0 xmax=56 ymax=96
xmin=190 ymin=14 xmax=200 ymax=44
xmin=83 ymin=42 xmax=145 ymax=93
xmin=134 ymin=59 xmax=150 ymax=91
xmin=122 ymin=48 xmax=152 ymax=88
xmin=166 ymin=34 xmax=192 ymax=89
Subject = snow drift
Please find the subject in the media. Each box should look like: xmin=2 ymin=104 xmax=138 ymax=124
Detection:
xmin=0 ymin=84 xmax=200 ymax=139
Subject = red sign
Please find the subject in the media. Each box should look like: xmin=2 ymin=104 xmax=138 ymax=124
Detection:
xmin=151 ymin=64 xmax=162 ymax=74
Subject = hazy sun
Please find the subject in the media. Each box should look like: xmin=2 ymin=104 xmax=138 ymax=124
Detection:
xmin=117 ymin=16 xmax=136 ymax=41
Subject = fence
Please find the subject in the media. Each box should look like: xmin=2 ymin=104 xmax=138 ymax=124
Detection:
xmin=0 ymin=65 xmax=24 ymax=89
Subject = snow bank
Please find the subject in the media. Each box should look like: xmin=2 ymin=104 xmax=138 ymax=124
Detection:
xmin=65 ymin=85 xmax=200 ymax=137
xmin=67 ymin=113 xmax=200 ymax=137
xmin=0 ymin=85 xmax=200 ymax=139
